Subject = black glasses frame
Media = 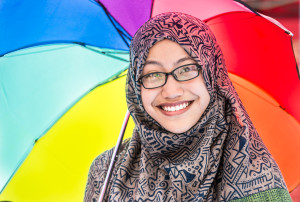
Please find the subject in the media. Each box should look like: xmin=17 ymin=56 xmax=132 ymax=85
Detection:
xmin=139 ymin=63 xmax=202 ymax=89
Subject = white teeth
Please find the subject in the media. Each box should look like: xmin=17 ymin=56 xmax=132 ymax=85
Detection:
xmin=162 ymin=102 xmax=190 ymax=112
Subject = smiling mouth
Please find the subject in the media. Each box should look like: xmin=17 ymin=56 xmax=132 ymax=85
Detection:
xmin=160 ymin=101 xmax=192 ymax=112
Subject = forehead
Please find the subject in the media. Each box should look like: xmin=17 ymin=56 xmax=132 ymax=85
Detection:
xmin=143 ymin=39 xmax=196 ymax=72
xmin=146 ymin=39 xmax=189 ymax=61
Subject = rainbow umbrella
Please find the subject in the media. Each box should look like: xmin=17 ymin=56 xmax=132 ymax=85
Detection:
xmin=0 ymin=0 xmax=299 ymax=201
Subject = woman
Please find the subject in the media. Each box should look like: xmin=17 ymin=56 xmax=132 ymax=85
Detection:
xmin=84 ymin=12 xmax=291 ymax=201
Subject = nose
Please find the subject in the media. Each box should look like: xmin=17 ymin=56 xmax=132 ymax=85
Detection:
xmin=161 ymin=74 xmax=184 ymax=99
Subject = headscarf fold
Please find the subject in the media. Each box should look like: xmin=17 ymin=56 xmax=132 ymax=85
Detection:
xmin=84 ymin=12 xmax=291 ymax=201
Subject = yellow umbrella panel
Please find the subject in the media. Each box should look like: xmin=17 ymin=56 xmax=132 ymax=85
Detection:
xmin=0 ymin=75 xmax=134 ymax=202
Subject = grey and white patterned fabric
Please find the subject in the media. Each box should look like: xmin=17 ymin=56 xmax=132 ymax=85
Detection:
xmin=84 ymin=12 xmax=290 ymax=201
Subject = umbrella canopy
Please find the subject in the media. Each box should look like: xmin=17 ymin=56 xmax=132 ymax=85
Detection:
xmin=0 ymin=0 xmax=299 ymax=201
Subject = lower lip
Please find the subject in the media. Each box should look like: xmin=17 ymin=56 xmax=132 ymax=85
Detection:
xmin=158 ymin=101 xmax=193 ymax=116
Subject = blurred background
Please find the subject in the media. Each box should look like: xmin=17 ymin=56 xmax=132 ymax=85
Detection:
xmin=242 ymin=0 xmax=299 ymax=63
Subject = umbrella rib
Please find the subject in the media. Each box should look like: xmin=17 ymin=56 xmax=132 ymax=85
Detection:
xmin=233 ymin=0 xmax=260 ymax=15
xmin=82 ymin=45 xmax=129 ymax=62
xmin=231 ymin=80 xmax=279 ymax=107
xmin=150 ymin=0 xmax=155 ymax=17
xmin=106 ymin=14 xmax=131 ymax=48
xmin=1 ymin=41 xmax=87 ymax=57
xmin=91 ymin=69 xmax=128 ymax=91
xmin=2 ymin=44 xmax=74 ymax=58
xmin=95 ymin=0 xmax=131 ymax=48
xmin=290 ymin=37 xmax=300 ymax=80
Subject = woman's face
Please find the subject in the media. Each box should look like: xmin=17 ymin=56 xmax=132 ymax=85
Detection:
xmin=141 ymin=39 xmax=210 ymax=133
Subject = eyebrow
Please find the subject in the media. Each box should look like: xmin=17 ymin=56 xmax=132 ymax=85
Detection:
xmin=175 ymin=56 xmax=194 ymax=65
xmin=144 ymin=60 xmax=162 ymax=66
xmin=144 ymin=56 xmax=194 ymax=67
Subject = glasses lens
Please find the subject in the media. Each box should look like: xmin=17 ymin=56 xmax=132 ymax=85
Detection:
xmin=175 ymin=64 xmax=199 ymax=81
xmin=142 ymin=72 xmax=165 ymax=89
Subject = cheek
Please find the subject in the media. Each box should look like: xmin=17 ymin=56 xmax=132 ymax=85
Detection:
xmin=200 ymin=88 xmax=210 ymax=109
xmin=189 ymin=80 xmax=210 ymax=106
xmin=141 ymin=88 xmax=155 ymax=113
xmin=198 ymin=86 xmax=210 ymax=102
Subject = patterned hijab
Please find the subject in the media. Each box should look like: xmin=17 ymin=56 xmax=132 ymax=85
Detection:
xmin=85 ymin=12 xmax=290 ymax=201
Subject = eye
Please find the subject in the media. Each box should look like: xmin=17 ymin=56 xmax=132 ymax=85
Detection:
xmin=144 ymin=72 xmax=163 ymax=79
xmin=152 ymin=73 xmax=162 ymax=78
xmin=142 ymin=72 xmax=164 ymax=84
xmin=179 ymin=65 xmax=198 ymax=74
xmin=182 ymin=67 xmax=192 ymax=72
xmin=175 ymin=64 xmax=200 ymax=80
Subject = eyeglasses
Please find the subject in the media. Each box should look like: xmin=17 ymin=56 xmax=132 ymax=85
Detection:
xmin=139 ymin=63 xmax=202 ymax=89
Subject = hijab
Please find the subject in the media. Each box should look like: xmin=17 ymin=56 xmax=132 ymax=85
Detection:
xmin=84 ymin=12 xmax=291 ymax=201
